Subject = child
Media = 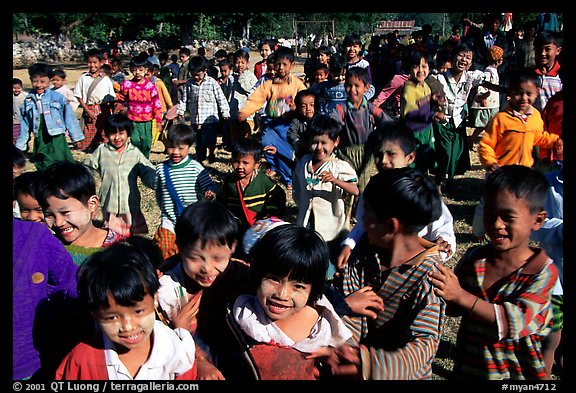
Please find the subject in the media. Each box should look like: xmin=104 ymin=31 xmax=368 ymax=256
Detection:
xmin=337 ymin=121 xmax=456 ymax=269
xmin=156 ymin=200 xmax=252 ymax=380
xmin=110 ymin=57 xmax=127 ymax=89
xmin=50 ymin=68 xmax=80 ymax=112
xmin=83 ymin=113 xmax=157 ymax=238
xmin=287 ymin=89 xmax=318 ymax=159
xmin=217 ymin=58 xmax=235 ymax=150
xmin=114 ymin=52 xmax=163 ymax=159
xmin=12 ymin=145 xmax=26 ymax=218
xmin=327 ymin=167 xmax=446 ymax=379
xmin=342 ymin=33 xmax=375 ymax=100
xmin=229 ymin=49 xmax=259 ymax=146
xmin=428 ymin=165 xmax=558 ymax=380
xmin=312 ymin=62 xmax=330 ymax=85
xmin=147 ymin=63 xmax=174 ymax=146
xmin=330 ymin=66 xmax=393 ymax=192
xmin=13 ymin=77 xmax=27 ymax=144
xmin=292 ymin=114 xmax=360 ymax=279
xmin=13 ymin=171 xmax=44 ymax=223
xmin=176 ymin=55 xmax=230 ymax=163
xmin=15 ymin=63 xmax=84 ymax=171
xmin=175 ymin=47 xmax=192 ymax=102
xmin=56 ymin=242 xmax=197 ymax=380
xmin=13 ymin=218 xmax=78 ymax=380
xmin=73 ymin=48 xmax=117 ymax=153
xmin=253 ymin=38 xmax=274 ymax=80
xmin=154 ymin=123 xmax=218 ymax=260
xmin=372 ymin=59 xmax=409 ymax=119
xmin=468 ymin=45 xmax=504 ymax=150
xmin=34 ymin=160 xmax=126 ymax=266
xmin=535 ymin=70 xmax=563 ymax=174
xmin=216 ymin=137 xmax=286 ymax=237
xmin=310 ymin=53 xmax=347 ymax=115
xmin=227 ymin=224 xmax=352 ymax=380
xmin=531 ymin=30 xmax=562 ymax=112
xmin=400 ymin=49 xmax=445 ymax=175
xmin=429 ymin=42 xmax=504 ymax=194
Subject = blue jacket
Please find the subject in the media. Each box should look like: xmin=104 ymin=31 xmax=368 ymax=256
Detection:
xmin=15 ymin=89 xmax=84 ymax=151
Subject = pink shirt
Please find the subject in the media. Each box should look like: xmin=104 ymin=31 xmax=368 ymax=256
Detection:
xmin=117 ymin=78 xmax=163 ymax=124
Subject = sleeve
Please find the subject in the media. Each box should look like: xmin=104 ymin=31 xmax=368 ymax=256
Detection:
xmin=477 ymin=115 xmax=501 ymax=168
xmin=336 ymin=160 xmax=358 ymax=183
xmin=342 ymin=193 xmax=365 ymax=250
xmin=239 ymin=82 xmax=269 ymax=118
xmin=138 ymin=154 xmax=158 ymax=189
xmin=150 ymin=84 xmax=163 ymax=124
xmin=62 ymin=96 xmax=84 ymax=142
xmin=260 ymin=182 xmax=287 ymax=220
xmin=214 ymin=80 xmax=230 ymax=118
xmin=373 ymin=75 xmax=403 ymax=107
xmin=419 ymin=201 xmax=457 ymax=260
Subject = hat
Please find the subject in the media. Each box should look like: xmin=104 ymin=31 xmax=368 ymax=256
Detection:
xmin=488 ymin=45 xmax=504 ymax=62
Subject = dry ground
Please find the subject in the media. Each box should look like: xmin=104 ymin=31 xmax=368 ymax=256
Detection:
xmin=13 ymin=53 xmax=522 ymax=380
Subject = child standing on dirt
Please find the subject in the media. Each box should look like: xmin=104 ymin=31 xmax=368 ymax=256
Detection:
xmin=114 ymin=52 xmax=163 ymax=159
xmin=50 ymin=68 xmax=80 ymax=112
xmin=83 ymin=113 xmax=157 ymax=238
xmin=74 ymin=48 xmax=117 ymax=153
xmin=428 ymin=165 xmax=558 ymax=380
xmin=229 ymin=49 xmax=259 ymax=146
xmin=15 ymin=63 xmax=84 ymax=171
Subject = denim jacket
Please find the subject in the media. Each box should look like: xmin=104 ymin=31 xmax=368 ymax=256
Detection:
xmin=15 ymin=89 xmax=84 ymax=151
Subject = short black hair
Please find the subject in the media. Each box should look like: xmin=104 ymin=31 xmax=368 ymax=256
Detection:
xmin=188 ymin=55 xmax=207 ymax=73
xmin=165 ymin=123 xmax=195 ymax=147
xmin=104 ymin=113 xmax=133 ymax=137
xmin=13 ymin=145 xmax=26 ymax=168
xmin=13 ymin=171 xmax=40 ymax=200
xmin=363 ymin=167 xmax=442 ymax=233
xmin=249 ymin=224 xmax=329 ymax=304
xmin=49 ymin=68 xmax=67 ymax=80
xmin=304 ymin=113 xmax=340 ymax=142
xmin=295 ymin=89 xmax=318 ymax=111
xmin=78 ymin=242 xmax=160 ymax=313
xmin=85 ymin=48 xmax=103 ymax=61
xmin=367 ymin=120 xmax=417 ymax=157
xmin=13 ymin=78 xmax=23 ymax=86
xmin=274 ymin=46 xmax=295 ymax=64
xmin=534 ymin=30 xmax=562 ymax=49
xmin=130 ymin=52 xmax=150 ymax=68
xmin=28 ymin=63 xmax=52 ymax=79
xmin=232 ymin=137 xmax=263 ymax=162
xmin=345 ymin=66 xmax=370 ymax=86
xmin=175 ymin=200 xmax=239 ymax=250
xmin=483 ymin=165 xmax=548 ymax=214
xmin=35 ymin=160 xmax=97 ymax=208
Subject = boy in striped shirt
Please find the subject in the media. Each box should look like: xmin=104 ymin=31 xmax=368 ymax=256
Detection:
xmin=326 ymin=167 xmax=446 ymax=379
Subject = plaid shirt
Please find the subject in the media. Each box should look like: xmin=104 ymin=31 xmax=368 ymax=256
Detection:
xmin=177 ymin=75 xmax=230 ymax=125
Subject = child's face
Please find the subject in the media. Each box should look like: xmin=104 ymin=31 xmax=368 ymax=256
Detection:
xmin=483 ymin=190 xmax=545 ymax=254
xmin=314 ymin=69 xmax=329 ymax=84
xmin=535 ymin=42 xmax=561 ymax=70
xmin=219 ymin=65 xmax=232 ymax=80
xmin=131 ymin=65 xmax=148 ymax=81
xmin=43 ymin=194 xmax=97 ymax=245
xmin=345 ymin=43 xmax=362 ymax=61
xmin=180 ymin=240 xmax=236 ymax=288
xmin=30 ymin=75 xmax=51 ymax=95
xmin=438 ymin=61 xmax=451 ymax=74
xmin=310 ymin=133 xmax=338 ymax=163
xmin=452 ymin=50 xmax=473 ymax=73
xmin=93 ymin=292 xmax=156 ymax=351
xmin=410 ymin=57 xmax=430 ymax=84
xmin=111 ymin=62 xmax=121 ymax=73
xmin=274 ymin=57 xmax=295 ymax=80
xmin=166 ymin=142 xmax=192 ymax=164
xmin=257 ymin=275 xmax=312 ymax=322
xmin=235 ymin=57 xmax=249 ymax=73
xmin=317 ymin=53 xmax=330 ymax=65
xmin=297 ymin=95 xmax=315 ymax=120
xmin=16 ymin=193 xmax=45 ymax=223
xmin=372 ymin=141 xmax=415 ymax=171
xmin=191 ymin=70 xmax=206 ymax=84
xmin=50 ymin=75 xmax=66 ymax=90
xmin=508 ymin=80 xmax=539 ymax=113
xmin=107 ymin=129 xmax=129 ymax=151
xmin=259 ymin=44 xmax=272 ymax=60
xmin=362 ymin=200 xmax=389 ymax=248
xmin=232 ymin=153 xmax=260 ymax=180
xmin=87 ymin=56 xmax=102 ymax=75
xmin=345 ymin=75 xmax=369 ymax=106
xmin=13 ymin=164 xmax=23 ymax=179
xmin=13 ymin=83 xmax=23 ymax=96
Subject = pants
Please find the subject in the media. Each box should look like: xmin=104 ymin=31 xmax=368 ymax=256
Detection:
xmin=132 ymin=121 xmax=153 ymax=159
xmin=193 ymin=122 xmax=219 ymax=161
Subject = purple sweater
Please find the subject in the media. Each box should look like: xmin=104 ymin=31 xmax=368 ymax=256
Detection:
xmin=13 ymin=218 xmax=79 ymax=380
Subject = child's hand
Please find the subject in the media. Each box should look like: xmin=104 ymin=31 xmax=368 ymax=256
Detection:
xmin=204 ymin=190 xmax=216 ymax=200
xmin=336 ymin=245 xmax=352 ymax=270
xmin=433 ymin=111 xmax=446 ymax=122
xmin=263 ymin=145 xmax=277 ymax=155
xmin=435 ymin=236 xmax=453 ymax=258
xmin=345 ymin=286 xmax=384 ymax=319
xmin=553 ymin=138 xmax=563 ymax=160
xmin=427 ymin=262 xmax=465 ymax=302
xmin=319 ymin=171 xmax=336 ymax=184
xmin=486 ymin=163 xmax=500 ymax=173
xmin=195 ymin=358 xmax=226 ymax=380
xmin=324 ymin=344 xmax=362 ymax=379
xmin=237 ymin=112 xmax=247 ymax=122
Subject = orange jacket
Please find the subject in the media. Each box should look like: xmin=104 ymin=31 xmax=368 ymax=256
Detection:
xmin=478 ymin=105 xmax=559 ymax=168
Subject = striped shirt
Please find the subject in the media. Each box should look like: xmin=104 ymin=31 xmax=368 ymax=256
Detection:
xmin=177 ymin=75 xmax=230 ymax=125
xmin=533 ymin=61 xmax=562 ymax=112
xmin=452 ymin=245 xmax=558 ymax=380
xmin=155 ymin=155 xmax=218 ymax=232
xmin=341 ymin=237 xmax=446 ymax=379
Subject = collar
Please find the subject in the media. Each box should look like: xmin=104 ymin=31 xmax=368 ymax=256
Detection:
xmin=346 ymin=96 xmax=368 ymax=110
xmin=506 ymin=104 xmax=534 ymax=119
xmin=273 ymin=75 xmax=293 ymax=85
xmin=534 ymin=61 xmax=561 ymax=77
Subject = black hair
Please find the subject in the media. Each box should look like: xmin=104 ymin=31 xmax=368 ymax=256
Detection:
xmin=85 ymin=48 xmax=103 ymax=61
xmin=343 ymin=33 xmax=363 ymax=48
xmin=345 ymin=66 xmax=370 ymax=86
xmin=165 ymin=123 xmax=195 ymax=147
xmin=218 ymin=58 xmax=234 ymax=70
xmin=304 ymin=113 xmax=340 ymax=142
xmin=295 ymin=89 xmax=318 ymax=111
xmin=314 ymin=62 xmax=330 ymax=75
xmin=35 ymin=160 xmax=97 ymax=209
xmin=232 ymin=137 xmax=263 ymax=162
xmin=329 ymin=53 xmax=347 ymax=73
xmin=483 ymin=165 xmax=548 ymax=214
xmin=405 ymin=49 xmax=433 ymax=69
xmin=188 ymin=55 xmax=207 ymax=73
xmin=13 ymin=78 xmax=23 ymax=86
xmin=130 ymin=53 xmax=150 ymax=69
xmin=100 ymin=64 xmax=111 ymax=75
xmin=534 ymin=30 xmax=563 ymax=49
xmin=258 ymin=39 xmax=275 ymax=51
xmin=49 ymin=68 xmax=67 ymax=80
xmin=274 ymin=46 xmax=295 ymax=63
xmin=249 ymin=224 xmax=329 ymax=305
xmin=175 ymin=200 xmax=239 ymax=250
xmin=77 ymin=242 xmax=160 ymax=313
xmin=214 ymin=49 xmax=228 ymax=59
xmin=13 ymin=145 xmax=26 ymax=168
xmin=179 ymin=47 xmax=191 ymax=57
xmin=366 ymin=120 xmax=417 ymax=157
xmin=13 ymin=171 xmax=40 ymax=200
xmin=363 ymin=167 xmax=442 ymax=233
xmin=159 ymin=52 xmax=169 ymax=62
xmin=509 ymin=69 xmax=540 ymax=91
xmin=233 ymin=49 xmax=250 ymax=62
xmin=104 ymin=113 xmax=133 ymax=137
xmin=170 ymin=54 xmax=179 ymax=63
xmin=317 ymin=45 xmax=332 ymax=57
xmin=28 ymin=63 xmax=52 ymax=79
xmin=450 ymin=42 xmax=473 ymax=60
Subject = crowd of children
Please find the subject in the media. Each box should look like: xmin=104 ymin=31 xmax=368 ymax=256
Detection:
xmin=13 ymin=13 xmax=565 ymax=381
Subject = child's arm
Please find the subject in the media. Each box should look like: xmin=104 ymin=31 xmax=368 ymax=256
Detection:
xmin=238 ymin=82 xmax=269 ymax=122
xmin=213 ymin=81 xmax=230 ymax=120
xmin=137 ymin=156 xmax=158 ymax=189
xmin=259 ymin=183 xmax=287 ymax=220
xmin=62 ymin=97 xmax=84 ymax=146
xmin=320 ymin=171 xmax=360 ymax=197
xmin=477 ymin=116 xmax=501 ymax=172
